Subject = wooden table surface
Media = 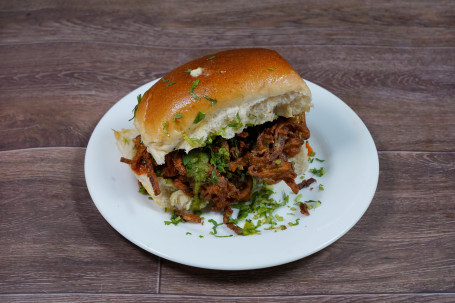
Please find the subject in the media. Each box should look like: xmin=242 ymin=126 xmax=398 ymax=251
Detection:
xmin=1 ymin=1 xmax=454 ymax=302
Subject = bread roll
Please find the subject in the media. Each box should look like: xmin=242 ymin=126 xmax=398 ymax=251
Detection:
xmin=134 ymin=48 xmax=312 ymax=165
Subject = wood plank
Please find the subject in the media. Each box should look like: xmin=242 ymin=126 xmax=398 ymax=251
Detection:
xmin=159 ymin=152 xmax=455 ymax=295
xmin=2 ymin=293 xmax=455 ymax=303
xmin=0 ymin=44 xmax=454 ymax=151
xmin=1 ymin=0 xmax=454 ymax=47
xmin=0 ymin=148 xmax=159 ymax=293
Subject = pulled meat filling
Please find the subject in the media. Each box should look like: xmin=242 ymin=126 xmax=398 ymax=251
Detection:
xmin=121 ymin=115 xmax=311 ymax=210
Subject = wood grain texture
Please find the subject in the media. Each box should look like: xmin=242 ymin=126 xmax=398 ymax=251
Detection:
xmin=1 ymin=0 xmax=454 ymax=47
xmin=1 ymin=44 xmax=454 ymax=151
xmin=1 ymin=0 xmax=454 ymax=300
xmin=160 ymin=152 xmax=455 ymax=295
xmin=1 ymin=148 xmax=453 ymax=295
xmin=2 ymin=294 xmax=455 ymax=303
xmin=0 ymin=148 xmax=159 ymax=293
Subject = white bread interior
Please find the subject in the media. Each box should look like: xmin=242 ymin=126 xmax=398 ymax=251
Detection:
xmin=148 ymin=91 xmax=312 ymax=165
xmin=114 ymin=129 xmax=199 ymax=210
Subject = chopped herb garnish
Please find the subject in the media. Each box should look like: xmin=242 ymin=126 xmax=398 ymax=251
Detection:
xmin=199 ymin=235 xmax=204 ymax=238
xmin=162 ymin=121 xmax=170 ymax=136
xmin=203 ymin=95 xmax=218 ymax=106
xmin=210 ymin=170 xmax=218 ymax=184
xmin=208 ymin=56 xmax=215 ymax=60
xmin=268 ymin=67 xmax=275 ymax=71
xmin=282 ymin=192 xmax=289 ymax=203
xmin=309 ymin=151 xmax=316 ymax=157
xmin=186 ymin=232 xmax=192 ymax=235
xmin=189 ymin=79 xmax=201 ymax=100
xmin=162 ymin=78 xmax=170 ymax=83
xmin=319 ymin=184 xmax=324 ymax=191
xmin=182 ymin=131 xmax=197 ymax=147
xmin=288 ymin=218 xmax=300 ymax=226
xmin=305 ymin=200 xmax=322 ymax=210
xmin=310 ymin=167 xmax=326 ymax=177
xmin=173 ymin=113 xmax=183 ymax=121
xmin=138 ymin=186 xmax=147 ymax=195
xmin=164 ymin=212 xmax=183 ymax=226
xmin=215 ymin=235 xmax=234 ymax=238
xmin=242 ymin=219 xmax=262 ymax=235
xmin=208 ymin=219 xmax=224 ymax=235
xmin=295 ymin=194 xmax=303 ymax=203
xmin=275 ymin=214 xmax=284 ymax=222
xmin=184 ymin=69 xmax=192 ymax=73
xmin=166 ymin=82 xmax=176 ymax=89
xmin=129 ymin=94 xmax=142 ymax=121
xmin=193 ymin=111 xmax=206 ymax=124
xmin=315 ymin=158 xmax=325 ymax=162
xmin=227 ymin=112 xmax=243 ymax=129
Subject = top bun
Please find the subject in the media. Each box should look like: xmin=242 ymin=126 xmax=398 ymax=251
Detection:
xmin=134 ymin=48 xmax=312 ymax=165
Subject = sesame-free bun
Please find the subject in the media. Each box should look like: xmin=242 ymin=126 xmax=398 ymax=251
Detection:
xmin=134 ymin=48 xmax=312 ymax=165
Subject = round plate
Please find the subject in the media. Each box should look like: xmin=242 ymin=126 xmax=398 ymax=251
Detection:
xmin=84 ymin=79 xmax=379 ymax=270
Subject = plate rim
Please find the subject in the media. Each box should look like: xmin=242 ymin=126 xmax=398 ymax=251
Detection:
xmin=84 ymin=79 xmax=379 ymax=270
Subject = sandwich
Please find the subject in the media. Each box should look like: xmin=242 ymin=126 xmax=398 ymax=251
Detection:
xmin=114 ymin=48 xmax=313 ymax=217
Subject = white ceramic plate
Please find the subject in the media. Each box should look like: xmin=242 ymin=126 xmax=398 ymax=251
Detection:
xmin=85 ymin=79 xmax=379 ymax=270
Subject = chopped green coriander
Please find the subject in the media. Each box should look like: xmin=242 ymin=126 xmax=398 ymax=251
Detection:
xmin=182 ymin=131 xmax=197 ymax=147
xmin=295 ymin=194 xmax=303 ymax=203
xmin=290 ymin=207 xmax=297 ymax=211
xmin=242 ymin=219 xmax=262 ymax=235
xmin=215 ymin=235 xmax=234 ymax=238
xmin=208 ymin=55 xmax=215 ymax=60
xmin=199 ymin=235 xmax=204 ymax=238
xmin=208 ymin=219 xmax=224 ymax=235
xmin=288 ymin=218 xmax=300 ymax=226
xmin=319 ymin=184 xmax=324 ymax=191
xmin=268 ymin=67 xmax=275 ymax=71
xmin=315 ymin=158 xmax=325 ymax=162
xmin=305 ymin=200 xmax=322 ymax=210
xmin=138 ymin=186 xmax=147 ymax=195
xmin=277 ymin=225 xmax=287 ymax=231
xmin=184 ymin=69 xmax=192 ymax=73
xmin=309 ymin=158 xmax=314 ymax=163
xmin=203 ymin=95 xmax=218 ymax=106
xmin=164 ymin=212 xmax=183 ymax=226
xmin=273 ymin=114 xmax=278 ymax=120
xmin=309 ymin=151 xmax=316 ymax=157
xmin=161 ymin=78 xmax=170 ymax=83
xmin=190 ymin=79 xmax=201 ymax=100
xmin=162 ymin=121 xmax=170 ymax=137
xmin=310 ymin=167 xmax=326 ymax=177
xmin=227 ymin=112 xmax=243 ymax=129
xmin=275 ymin=214 xmax=284 ymax=222
xmin=193 ymin=111 xmax=206 ymax=124
xmin=173 ymin=113 xmax=183 ymax=121
xmin=129 ymin=94 xmax=142 ymax=121
xmin=282 ymin=192 xmax=290 ymax=203
xmin=186 ymin=232 xmax=192 ymax=235
xmin=166 ymin=82 xmax=176 ymax=89
xmin=148 ymin=197 xmax=153 ymax=200
xmin=210 ymin=169 xmax=218 ymax=184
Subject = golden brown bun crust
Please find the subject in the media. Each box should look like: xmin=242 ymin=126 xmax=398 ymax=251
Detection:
xmin=134 ymin=48 xmax=310 ymax=162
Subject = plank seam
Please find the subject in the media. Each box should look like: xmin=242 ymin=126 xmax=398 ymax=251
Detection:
xmin=0 ymin=40 xmax=454 ymax=49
